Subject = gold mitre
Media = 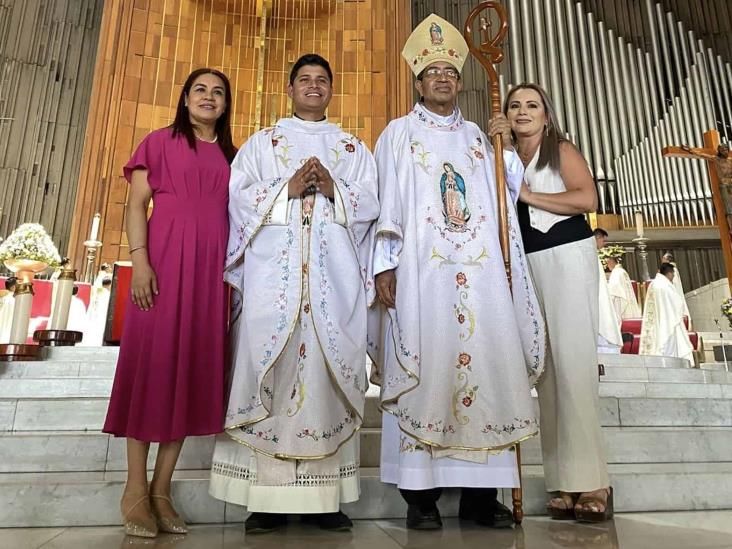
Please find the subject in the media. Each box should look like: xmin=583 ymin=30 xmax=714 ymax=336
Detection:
xmin=402 ymin=14 xmax=469 ymax=77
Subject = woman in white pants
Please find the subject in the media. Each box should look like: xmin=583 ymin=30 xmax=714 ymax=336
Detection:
xmin=504 ymin=83 xmax=612 ymax=523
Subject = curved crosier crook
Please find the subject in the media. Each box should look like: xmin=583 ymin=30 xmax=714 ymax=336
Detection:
xmin=463 ymin=2 xmax=509 ymax=115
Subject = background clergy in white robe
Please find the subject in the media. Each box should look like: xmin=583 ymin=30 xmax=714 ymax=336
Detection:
xmin=662 ymin=251 xmax=691 ymax=322
xmin=606 ymin=256 xmax=642 ymax=319
xmin=209 ymin=54 xmax=379 ymax=532
xmin=640 ymin=263 xmax=694 ymax=364
xmin=0 ymin=277 xmax=17 ymax=343
xmin=81 ymin=277 xmax=111 ymax=346
xmin=369 ymin=14 xmax=545 ymax=530
xmin=594 ymin=230 xmax=622 ymax=354
xmin=67 ymin=286 xmax=88 ymax=334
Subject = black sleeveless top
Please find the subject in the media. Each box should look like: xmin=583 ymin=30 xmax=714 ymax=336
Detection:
xmin=516 ymin=200 xmax=592 ymax=254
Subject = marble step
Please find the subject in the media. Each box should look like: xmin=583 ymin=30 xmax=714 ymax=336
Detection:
xmin=601 ymin=365 xmax=732 ymax=384
xmin=0 ymin=361 xmax=116 ymax=379
xmin=598 ymin=354 xmax=691 ymax=369
xmin=599 ymin=381 xmax=732 ymax=398
xmin=4 ymin=426 xmax=732 ymax=473
xmin=2 ymin=394 xmax=731 ymax=433
xmin=45 ymin=347 xmax=119 ymax=360
xmin=4 ymin=375 xmax=732 ymax=400
xmin=2 ymin=462 xmax=732 ymax=527
xmin=701 ymin=362 xmax=732 ymax=372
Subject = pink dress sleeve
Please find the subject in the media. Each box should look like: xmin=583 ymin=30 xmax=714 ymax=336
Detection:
xmin=123 ymin=131 xmax=162 ymax=190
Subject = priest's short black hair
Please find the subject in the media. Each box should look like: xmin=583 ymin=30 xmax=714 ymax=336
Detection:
xmin=593 ymin=228 xmax=608 ymax=238
xmin=5 ymin=277 xmax=17 ymax=291
xmin=289 ymin=54 xmax=333 ymax=85
xmin=659 ymin=262 xmax=675 ymax=276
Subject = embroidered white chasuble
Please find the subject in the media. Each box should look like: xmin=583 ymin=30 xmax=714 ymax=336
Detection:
xmin=598 ymin=260 xmax=622 ymax=353
xmin=607 ymin=265 xmax=642 ymax=319
xmin=369 ymin=104 xmax=545 ymax=469
xmin=640 ymin=273 xmax=694 ymax=363
xmin=209 ymin=117 xmax=378 ymax=513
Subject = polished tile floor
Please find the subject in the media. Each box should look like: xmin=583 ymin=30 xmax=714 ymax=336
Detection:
xmin=3 ymin=512 xmax=732 ymax=549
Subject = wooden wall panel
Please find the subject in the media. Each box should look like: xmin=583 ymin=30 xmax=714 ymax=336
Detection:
xmin=0 ymin=0 xmax=103 ymax=255
xmin=68 ymin=0 xmax=412 ymax=268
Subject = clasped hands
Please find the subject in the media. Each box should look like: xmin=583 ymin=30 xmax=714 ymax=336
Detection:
xmin=288 ymin=157 xmax=335 ymax=199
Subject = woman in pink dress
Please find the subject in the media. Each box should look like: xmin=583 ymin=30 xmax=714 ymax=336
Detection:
xmin=103 ymin=68 xmax=235 ymax=538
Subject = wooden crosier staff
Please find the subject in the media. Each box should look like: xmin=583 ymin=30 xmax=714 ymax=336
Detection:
xmin=464 ymin=2 xmax=524 ymax=525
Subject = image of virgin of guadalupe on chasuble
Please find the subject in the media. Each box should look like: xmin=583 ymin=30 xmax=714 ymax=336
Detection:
xmin=368 ymin=12 xmax=546 ymax=490
xmin=209 ymin=115 xmax=379 ymax=514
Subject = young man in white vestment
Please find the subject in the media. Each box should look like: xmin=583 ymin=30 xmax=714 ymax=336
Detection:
xmin=369 ymin=15 xmax=545 ymax=530
xmin=640 ymin=263 xmax=694 ymax=363
xmin=605 ymin=253 xmax=642 ymax=319
xmin=208 ymin=54 xmax=379 ymax=534
xmin=594 ymin=230 xmax=622 ymax=354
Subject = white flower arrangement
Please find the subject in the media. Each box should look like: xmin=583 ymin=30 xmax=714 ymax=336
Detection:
xmin=0 ymin=223 xmax=62 ymax=267
xmin=597 ymin=245 xmax=626 ymax=269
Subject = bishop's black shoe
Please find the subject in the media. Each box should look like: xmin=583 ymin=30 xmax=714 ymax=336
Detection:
xmin=406 ymin=504 xmax=443 ymax=530
xmin=244 ymin=512 xmax=287 ymax=534
xmin=301 ymin=511 xmax=353 ymax=531
xmin=459 ymin=488 xmax=514 ymax=528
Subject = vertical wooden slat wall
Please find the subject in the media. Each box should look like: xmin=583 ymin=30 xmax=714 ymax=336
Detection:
xmin=0 ymin=0 xmax=103 ymax=255
xmin=68 ymin=0 xmax=412 ymax=268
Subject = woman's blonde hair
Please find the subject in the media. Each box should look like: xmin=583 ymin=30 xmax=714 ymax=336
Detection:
xmin=503 ymin=83 xmax=567 ymax=172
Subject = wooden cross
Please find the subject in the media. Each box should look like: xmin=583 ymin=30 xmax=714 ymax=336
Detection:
xmin=662 ymin=129 xmax=732 ymax=290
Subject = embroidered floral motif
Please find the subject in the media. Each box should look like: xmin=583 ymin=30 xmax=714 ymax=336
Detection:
xmin=337 ymin=178 xmax=361 ymax=219
xmin=425 ymin=205 xmax=487 ymax=251
xmin=315 ymin=213 xmax=360 ymax=392
xmin=229 ymin=394 xmax=262 ymax=418
xmin=259 ymin=226 xmax=295 ymax=368
xmin=239 ymin=425 xmax=279 ymax=443
xmin=509 ymin=221 xmax=543 ymax=377
xmin=287 ymin=343 xmax=306 ymax=417
xmin=481 ymin=417 xmax=538 ymax=435
xmin=399 ymin=436 xmax=426 ymax=453
xmin=330 ymin=137 xmax=359 ymax=171
xmin=456 ymin=272 xmax=468 ymax=287
xmin=411 ymin=105 xmax=464 ymax=132
xmin=410 ymin=140 xmax=433 ymax=174
xmin=398 ymin=408 xmax=456 ymax=434
xmin=451 ymin=371 xmax=479 ymax=425
xmin=456 ymin=352 xmax=472 ymax=370
xmin=430 ymin=246 xmax=489 ymax=268
xmin=271 ymin=133 xmax=292 ymax=168
xmin=454 ymin=290 xmax=475 ymax=341
xmin=296 ymin=410 xmax=355 ymax=441
xmin=464 ymin=136 xmax=486 ymax=175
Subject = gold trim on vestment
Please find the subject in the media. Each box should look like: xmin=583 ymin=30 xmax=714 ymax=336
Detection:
xmin=393 ymin=418 xmax=538 ymax=455
xmin=224 ymin=423 xmax=361 ymax=462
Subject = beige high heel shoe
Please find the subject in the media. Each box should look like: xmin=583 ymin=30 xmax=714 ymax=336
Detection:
xmin=150 ymin=494 xmax=188 ymax=534
xmin=121 ymin=494 xmax=158 ymax=538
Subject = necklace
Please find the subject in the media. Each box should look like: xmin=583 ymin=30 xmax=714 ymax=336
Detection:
xmin=194 ymin=131 xmax=218 ymax=143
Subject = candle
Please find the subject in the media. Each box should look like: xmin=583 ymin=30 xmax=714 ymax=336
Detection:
xmin=49 ymin=277 xmax=74 ymax=330
xmin=8 ymin=286 xmax=33 ymax=344
xmin=89 ymin=214 xmax=100 ymax=242
xmin=634 ymin=211 xmax=644 ymax=238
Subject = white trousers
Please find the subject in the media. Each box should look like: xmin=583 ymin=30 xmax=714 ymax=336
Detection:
xmin=527 ymin=237 xmax=609 ymax=493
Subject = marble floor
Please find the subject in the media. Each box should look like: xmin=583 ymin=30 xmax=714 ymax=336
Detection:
xmin=2 ymin=512 xmax=732 ymax=549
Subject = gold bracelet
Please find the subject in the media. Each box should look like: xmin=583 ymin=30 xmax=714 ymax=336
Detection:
xmin=129 ymin=246 xmax=147 ymax=254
